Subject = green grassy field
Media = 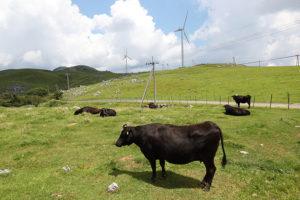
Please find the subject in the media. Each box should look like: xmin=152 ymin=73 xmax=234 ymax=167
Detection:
xmin=0 ymin=102 xmax=299 ymax=199
xmin=65 ymin=64 xmax=300 ymax=104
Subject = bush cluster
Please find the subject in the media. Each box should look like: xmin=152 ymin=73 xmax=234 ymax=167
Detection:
xmin=0 ymin=88 xmax=63 ymax=107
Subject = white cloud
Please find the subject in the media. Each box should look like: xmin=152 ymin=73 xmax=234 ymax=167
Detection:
xmin=0 ymin=0 xmax=299 ymax=72
xmin=0 ymin=52 xmax=12 ymax=66
xmin=23 ymin=50 xmax=43 ymax=65
xmin=0 ymin=0 xmax=182 ymax=72
xmin=193 ymin=0 xmax=300 ymax=66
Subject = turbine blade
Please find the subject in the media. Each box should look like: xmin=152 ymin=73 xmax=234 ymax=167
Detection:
xmin=128 ymin=56 xmax=132 ymax=60
xmin=184 ymin=31 xmax=190 ymax=43
xmin=174 ymin=28 xmax=181 ymax=32
xmin=183 ymin=11 xmax=188 ymax=29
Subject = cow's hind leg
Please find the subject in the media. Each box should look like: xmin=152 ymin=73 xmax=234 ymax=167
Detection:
xmin=200 ymin=159 xmax=216 ymax=191
xmin=149 ymin=159 xmax=157 ymax=181
xmin=159 ymin=159 xmax=166 ymax=178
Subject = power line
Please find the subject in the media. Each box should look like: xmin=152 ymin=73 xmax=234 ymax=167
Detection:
xmin=199 ymin=20 xmax=300 ymax=53
xmin=240 ymin=55 xmax=297 ymax=65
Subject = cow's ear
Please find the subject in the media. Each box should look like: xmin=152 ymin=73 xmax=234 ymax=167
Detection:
xmin=123 ymin=124 xmax=127 ymax=129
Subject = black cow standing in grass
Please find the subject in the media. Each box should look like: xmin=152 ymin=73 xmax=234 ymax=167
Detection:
xmin=74 ymin=106 xmax=101 ymax=115
xmin=99 ymin=108 xmax=116 ymax=117
xmin=232 ymin=95 xmax=251 ymax=108
xmin=115 ymin=122 xmax=227 ymax=191
xmin=224 ymin=105 xmax=250 ymax=116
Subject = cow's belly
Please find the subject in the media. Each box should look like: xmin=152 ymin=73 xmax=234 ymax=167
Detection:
xmin=157 ymin=147 xmax=203 ymax=164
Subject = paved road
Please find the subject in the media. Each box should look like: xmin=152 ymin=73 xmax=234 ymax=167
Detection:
xmin=70 ymin=99 xmax=300 ymax=109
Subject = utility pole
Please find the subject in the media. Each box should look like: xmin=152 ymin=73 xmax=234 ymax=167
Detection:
xmin=140 ymin=57 xmax=159 ymax=107
xmin=66 ymin=72 xmax=70 ymax=90
xmin=232 ymin=57 xmax=236 ymax=67
xmin=296 ymin=55 xmax=299 ymax=66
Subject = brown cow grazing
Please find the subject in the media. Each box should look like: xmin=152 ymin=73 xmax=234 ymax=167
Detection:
xmin=99 ymin=108 xmax=117 ymax=117
xmin=74 ymin=106 xmax=101 ymax=115
xmin=115 ymin=122 xmax=227 ymax=191
xmin=224 ymin=104 xmax=250 ymax=116
xmin=232 ymin=95 xmax=251 ymax=108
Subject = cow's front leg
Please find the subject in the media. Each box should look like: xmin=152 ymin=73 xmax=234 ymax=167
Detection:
xmin=149 ymin=159 xmax=156 ymax=181
xmin=159 ymin=159 xmax=166 ymax=178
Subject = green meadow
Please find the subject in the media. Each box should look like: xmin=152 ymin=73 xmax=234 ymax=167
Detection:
xmin=0 ymin=102 xmax=299 ymax=199
xmin=65 ymin=64 xmax=300 ymax=104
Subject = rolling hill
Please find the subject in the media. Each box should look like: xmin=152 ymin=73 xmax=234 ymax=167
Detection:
xmin=64 ymin=64 xmax=300 ymax=103
xmin=0 ymin=65 xmax=124 ymax=94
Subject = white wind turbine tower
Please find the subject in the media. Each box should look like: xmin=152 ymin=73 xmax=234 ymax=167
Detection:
xmin=174 ymin=11 xmax=190 ymax=68
xmin=123 ymin=48 xmax=131 ymax=73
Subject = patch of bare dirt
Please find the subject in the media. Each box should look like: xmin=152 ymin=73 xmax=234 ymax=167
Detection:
xmin=119 ymin=155 xmax=134 ymax=162
xmin=124 ymin=161 xmax=143 ymax=169
xmin=67 ymin=123 xmax=77 ymax=127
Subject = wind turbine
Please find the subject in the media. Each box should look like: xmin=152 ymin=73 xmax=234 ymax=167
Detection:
xmin=174 ymin=11 xmax=190 ymax=68
xmin=123 ymin=48 xmax=131 ymax=73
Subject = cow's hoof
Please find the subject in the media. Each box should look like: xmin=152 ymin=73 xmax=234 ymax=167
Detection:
xmin=199 ymin=181 xmax=207 ymax=189
xmin=151 ymin=177 xmax=156 ymax=182
xmin=162 ymin=173 xmax=167 ymax=179
xmin=202 ymin=185 xmax=211 ymax=191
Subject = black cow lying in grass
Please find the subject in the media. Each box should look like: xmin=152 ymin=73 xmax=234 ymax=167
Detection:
xmin=148 ymin=102 xmax=158 ymax=109
xmin=148 ymin=102 xmax=168 ymax=109
xmin=99 ymin=108 xmax=117 ymax=117
xmin=232 ymin=95 xmax=251 ymax=108
xmin=74 ymin=106 xmax=101 ymax=115
xmin=224 ymin=104 xmax=250 ymax=116
xmin=115 ymin=122 xmax=227 ymax=191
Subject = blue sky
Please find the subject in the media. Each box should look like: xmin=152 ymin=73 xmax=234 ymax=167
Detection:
xmin=0 ymin=0 xmax=300 ymax=72
xmin=71 ymin=0 xmax=207 ymax=35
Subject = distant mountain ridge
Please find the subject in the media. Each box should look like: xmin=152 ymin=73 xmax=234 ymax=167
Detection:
xmin=0 ymin=65 xmax=123 ymax=94
xmin=53 ymin=65 xmax=98 ymax=72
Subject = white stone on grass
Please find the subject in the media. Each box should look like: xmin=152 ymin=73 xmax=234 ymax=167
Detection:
xmin=106 ymin=182 xmax=119 ymax=192
xmin=240 ymin=150 xmax=249 ymax=155
xmin=0 ymin=169 xmax=12 ymax=174
xmin=62 ymin=166 xmax=70 ymax=172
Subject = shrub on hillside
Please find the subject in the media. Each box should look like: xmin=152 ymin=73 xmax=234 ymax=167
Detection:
xmin=26 ymin=88 xmax=48 ymax=97
xmin=39 ymin=99 xmax=67 ymax=107
xmin=52 ymin=90 xmax=63 ymax=100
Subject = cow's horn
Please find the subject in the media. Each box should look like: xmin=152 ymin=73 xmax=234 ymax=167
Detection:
xmin=123 ymin=124 xmax=127 ymax=128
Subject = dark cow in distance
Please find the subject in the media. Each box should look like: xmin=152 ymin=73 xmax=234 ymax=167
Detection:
xmin=148 ymin=102 xmax=158 ymax=109
xmin=74 ymin=106 xmax=101 ymax=115
xmin=148 ymin=102 xmax=168 ymax=109
xmin=99 ymin=108 xmax=116 ymax=117
xmin=115 ymin=122 xmax=227 ymax=191
xmin=232 ymin=95 xmax=251 ymax=108
xmin=224 ymin=105 xmax=250 ymax=116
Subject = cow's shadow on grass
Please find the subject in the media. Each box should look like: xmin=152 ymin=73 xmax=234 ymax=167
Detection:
xmin=109 ymin=168 xmax=202 ymax=189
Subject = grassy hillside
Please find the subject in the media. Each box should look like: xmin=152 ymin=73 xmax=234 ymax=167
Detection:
xmin=65 ymin=64 xmax=300 ymax=103
xmin=0 ymin=66 xmax=123 ymax=94
xmin=0 ymin=103 xmax=299 ymax=199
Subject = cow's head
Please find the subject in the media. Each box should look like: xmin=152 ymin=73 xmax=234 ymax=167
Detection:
xmin=115 ymin=124 xmax=134 ymax=147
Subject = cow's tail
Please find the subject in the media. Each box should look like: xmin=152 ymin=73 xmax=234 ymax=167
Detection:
xmin=217 ymin=126 xmax=227 ymax=168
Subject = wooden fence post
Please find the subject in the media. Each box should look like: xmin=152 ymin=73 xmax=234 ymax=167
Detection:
xmin=288 ymin=93 xmax=290 ymax=109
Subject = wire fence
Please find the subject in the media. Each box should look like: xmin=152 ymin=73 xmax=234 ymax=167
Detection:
xmin=111 ymin=92 xmax=299 ymax=109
